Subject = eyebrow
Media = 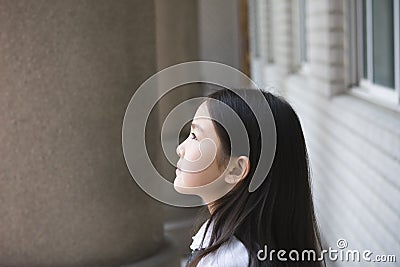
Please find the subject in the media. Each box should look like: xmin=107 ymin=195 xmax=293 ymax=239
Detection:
xmin=191 ymin=123 xmax=204 ymax=133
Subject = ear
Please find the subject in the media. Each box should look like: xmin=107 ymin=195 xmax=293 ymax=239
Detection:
xmin=224 ymin=156 xmax=250 ymax=184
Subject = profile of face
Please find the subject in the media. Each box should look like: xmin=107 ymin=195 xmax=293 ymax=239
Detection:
xmin=174 ymin=101 xmax=250 ymax=204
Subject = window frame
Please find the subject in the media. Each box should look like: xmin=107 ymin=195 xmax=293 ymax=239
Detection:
xmin=298 ymin=0 xmax=310 ymax=75
xmin=349 ymin=0 xmax=400 ymax=107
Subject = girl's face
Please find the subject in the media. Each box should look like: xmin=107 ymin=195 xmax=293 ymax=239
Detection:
xmin=174 ymin=102 xmax=227 ymax=191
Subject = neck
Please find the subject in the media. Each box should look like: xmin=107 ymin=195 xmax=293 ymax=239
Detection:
xmin=207 ymin=204 xmax=213 ymax=214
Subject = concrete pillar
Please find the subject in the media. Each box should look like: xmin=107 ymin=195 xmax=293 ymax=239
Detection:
xmin=0 ymin=1 xmax=177 ymax=266
xmin=154 ymin=0 xmax=203 ymax=142
xmin=198 ymin=0 xmax=242 ymax=69
xmin=154 ymin=0 xmax=204 ymax=258
xmin=155 ymin=0 xmax=200 ymax=70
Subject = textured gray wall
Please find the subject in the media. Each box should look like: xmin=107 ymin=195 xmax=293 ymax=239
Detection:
xmin=0 ymin=1 xmax=167 ymax=266
xmin=155 ymin=0 xmax=200 ymax=70
xmin=154 ymin=1 xmax=206 ymax=260
xmin=198 ymin=0 xmax=241 ymax=69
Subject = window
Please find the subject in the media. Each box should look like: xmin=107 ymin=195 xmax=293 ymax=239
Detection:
xmin=299 ymin=0 xmax=308 ymax=64
xmin=349 ymin=0 xmax=400 ymax=105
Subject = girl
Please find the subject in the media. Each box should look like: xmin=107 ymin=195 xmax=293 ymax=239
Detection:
xmin=174 ymin=88 xmax=324 ymax=267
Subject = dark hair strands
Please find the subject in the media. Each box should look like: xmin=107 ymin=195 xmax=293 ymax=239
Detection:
xmin=188 ymin=86 xmax=325 ymax=267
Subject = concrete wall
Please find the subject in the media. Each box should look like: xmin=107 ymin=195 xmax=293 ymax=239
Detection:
xmin=154 ymin=0 xmax=204 ymax=261
xmin=0 ymin=1 xmax=178 ymax=266
xmin=198 ymin=0 xmax=241 ymax=69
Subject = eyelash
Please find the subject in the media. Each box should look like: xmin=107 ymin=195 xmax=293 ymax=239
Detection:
xmin=190 ymin=132 xmax=198 ymax=140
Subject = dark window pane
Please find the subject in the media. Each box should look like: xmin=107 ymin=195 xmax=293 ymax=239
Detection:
xmin=363 ymin=0 xmax=368 ymax=79
xmin=372 ymin=0 xmax=395 ymax=88
xmin=299 ymin=0 xmax=307 ymax=62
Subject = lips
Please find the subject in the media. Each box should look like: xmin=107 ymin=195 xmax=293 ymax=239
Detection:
xmin=176 ymin=162 xmax=187 ymax=173
xmin=176 ymin=161 xmax=183 ymax=175
xmin=176 ymin=161 xmax=182 ymax=171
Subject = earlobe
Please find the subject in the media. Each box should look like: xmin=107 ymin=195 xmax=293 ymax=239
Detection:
xmin=225 ymin=174 xmax=239 ymax=184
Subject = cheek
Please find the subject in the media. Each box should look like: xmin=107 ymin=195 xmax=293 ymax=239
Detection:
xmin=182 ymin=139 xmax=216 ymax=172
xmin=178 ymin=158 xmax=224 ymax=187
xmin=177 ymin=138 xmax=225 ymax=187
xmin=184 ymin=145 xmax=202 ymax=162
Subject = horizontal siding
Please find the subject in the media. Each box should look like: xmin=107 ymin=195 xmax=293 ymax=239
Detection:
xmin=271 ymin=0 xmax=294 ymax=73
xmin=307 ymin=0 xmax=346 ymax=95
xmin=286 ymin=79 xmax=400 ymax=188
xmin=256 ymin=0 xmax=399 ymax=265
xmin=284 ymin=75 xmax=400 ymax=267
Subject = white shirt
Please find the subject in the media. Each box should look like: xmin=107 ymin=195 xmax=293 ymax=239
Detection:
xmin=188 ymin=219 xmax=250 ymax=267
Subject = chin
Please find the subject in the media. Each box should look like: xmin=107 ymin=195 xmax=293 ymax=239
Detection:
xmin=173 ymin=176 xmax=188 ymax=194
xmin=174 ymin=175 xmax=201 ymax=196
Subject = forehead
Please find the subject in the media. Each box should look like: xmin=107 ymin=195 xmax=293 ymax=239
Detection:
xmin=193 ymin=102 xmax=210 ymax=119
xmin=192 ymin=103 xmax=217 ymax=136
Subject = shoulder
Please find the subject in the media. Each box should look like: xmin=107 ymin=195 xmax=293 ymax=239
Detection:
xmin=197 ymin=236 xmax=250 ymax=267
xmin=190 ymin=220 xmax=250 ymax=267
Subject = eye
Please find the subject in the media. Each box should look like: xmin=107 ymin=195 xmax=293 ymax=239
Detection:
xmin=190 ymin=132 xmax=198 ymax=140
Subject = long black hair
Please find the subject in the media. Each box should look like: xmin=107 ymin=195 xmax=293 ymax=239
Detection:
xmin=188 ymin=88 xmax=325 ymax=267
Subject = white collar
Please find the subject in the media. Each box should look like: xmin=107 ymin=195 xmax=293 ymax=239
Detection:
xmin=188 ymin=219 xmax=251 ymax=266
xmin=190 ymin=219 xmax=214 ymax=250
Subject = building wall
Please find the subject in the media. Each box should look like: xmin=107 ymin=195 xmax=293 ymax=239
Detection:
xmin=155 ymin=0 xmax=253 ymax=263
xmin=154 ymin=0 xmax=204 ymax=260
xmin=198 ymin=0 xmax=241 ymax=69
xmin=307 ymin=0 xmax=346 ymax=96
xmin=271 ymin=0 xmax=295 ymax=76
xmin=249 ymin=0 xmax=400 ymax=266
xmin=284 ymin=75 xmax=400 ymax=267
xmin=0 ymin=1 xmax=178 ymax=266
